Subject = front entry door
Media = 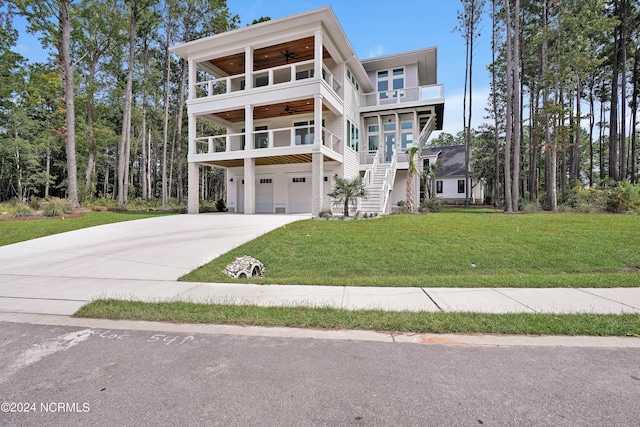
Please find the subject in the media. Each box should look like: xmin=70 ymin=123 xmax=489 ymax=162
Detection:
xmin=384 ymin=134 xmax=395 ymax=162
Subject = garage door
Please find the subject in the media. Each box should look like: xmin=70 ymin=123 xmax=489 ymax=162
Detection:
xmin=256 ymin=177 xmax=274 ymax=213
xmin=288 ymin=176 xmax=311 ymax=213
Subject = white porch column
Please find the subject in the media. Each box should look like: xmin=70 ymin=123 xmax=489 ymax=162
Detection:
xmin=312 ymin=94 xmax=324 ymax=216
xmin=245 ymin=105 xmax=253 ymax=150
xmin=314 ymin=30 xmax=323 ymax=80
xmin=314 ymin=94 xmax=323 ymax=146
xmin=312 ymin=152 xmax=324 ymax=217
xmin=244 ymin=158 xmax=256 ymax=215
xmin=187 ymin=112 xmax=199 ymax=214
xmin=188 ymin=59 xmax=196 ymax=100
xmin=188 ymin=163 xmax=199 ymax=214
xmin=245 ymin=46 xmax=253 ymax=90
xmin=394 ymin=112 xmax=400 ymax=153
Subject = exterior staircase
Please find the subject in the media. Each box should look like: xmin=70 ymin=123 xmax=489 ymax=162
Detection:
xmin=359 ymin=150 xmax=397 ymax=215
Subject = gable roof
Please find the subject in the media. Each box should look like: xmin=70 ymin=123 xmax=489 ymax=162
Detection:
xmin=421 ymin=145 xmax=468 ymax=177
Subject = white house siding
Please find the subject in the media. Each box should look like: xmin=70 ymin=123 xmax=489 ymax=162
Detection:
xmin=435 ymin=176 xmax=483 ymax=203
xmin=343 ymin=146 xmax=359 ymax=180
xmin=391 ymin=170 xmax=407 ymax=207
xmin=404 ymin=63 xmax=419 ymax=102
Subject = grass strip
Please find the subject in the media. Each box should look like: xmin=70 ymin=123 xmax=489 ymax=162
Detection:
xmin=75 ymin=299 xmax=640 ymax=337
xmin=0 ymin=211 xmax=177 ymax=246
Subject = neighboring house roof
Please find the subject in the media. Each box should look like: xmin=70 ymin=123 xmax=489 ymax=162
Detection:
xmin=421 ymin=145 xmax=469 ymax=177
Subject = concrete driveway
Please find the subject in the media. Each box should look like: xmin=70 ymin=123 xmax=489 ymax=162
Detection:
xmin=0 ymin=214 xmax=308 ymax=280
xmin=0 ymin=213 xmax=308 ymax=314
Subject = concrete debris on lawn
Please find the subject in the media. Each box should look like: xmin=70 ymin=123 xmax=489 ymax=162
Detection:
xmin=223 ymin=256 xmax=265 ymax=279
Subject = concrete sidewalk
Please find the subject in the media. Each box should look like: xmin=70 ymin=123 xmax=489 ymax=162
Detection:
xmin=1 ymin=274 xmax=639 ymax=316
xmin=1 ymin=213 xmax=639 ymax=317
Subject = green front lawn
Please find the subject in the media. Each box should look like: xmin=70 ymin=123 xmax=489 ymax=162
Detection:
xmin=180 ymin=212 xmax=640 ymax=288
xmin=0 ymin=210 xmax=177 ymax=246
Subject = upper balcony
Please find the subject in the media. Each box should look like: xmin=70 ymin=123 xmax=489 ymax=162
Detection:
xmin=360 ymin=84 xmax=444 ymax=112
xmin=188 ymin=35 xmax=344 ymax=109
xmin=194 ymin=60 xmax=341 ymax=100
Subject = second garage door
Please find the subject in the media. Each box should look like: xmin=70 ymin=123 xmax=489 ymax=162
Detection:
xmin=288 ymin=176 xmax=311 ymax=213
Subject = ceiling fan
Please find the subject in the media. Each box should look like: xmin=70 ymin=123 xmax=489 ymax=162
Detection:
xmin=281 ymin=49 xmax=297 ymax=63
xmin=281 ymin=105 xmax=299 ymax=115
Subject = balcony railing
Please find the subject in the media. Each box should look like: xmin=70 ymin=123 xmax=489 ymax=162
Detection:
xmin=361 ymin=84 xmax=444 ymax=108
xmin=194 ymin=126 xmax=342 ymax=154
xmin=193 ymin=60 xmax=341 ymax=98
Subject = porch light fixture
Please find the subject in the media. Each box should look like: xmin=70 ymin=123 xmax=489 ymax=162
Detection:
xmin=229 ymin=178 xmax=233 ymax=182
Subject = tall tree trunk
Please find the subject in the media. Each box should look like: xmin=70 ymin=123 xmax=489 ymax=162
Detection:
xmin=118 ymin=0 xmax=138 ymax=207
xmin=60 ymin=0 xmax=79 ymax=207
xmin=542 ymin=0 xmax=556 ymax=211
xmin=599 ymin=79 xmax=605 ymax=181
xmin=174 ymin=59 xmax=188 ymax=204
xmin=141 ymin=38 xmax=148 ymax=202
xmin=84 ymin=60 xmax=98 ymax=196
xmin=161 ymin=3 xmax=173 ymax=207
xmin=631 ymin=44 xmax=639 ymax=184
xmin=504 ymin=0 xmax=513 ymax=212
xmin=511 ymin=0 xmax=521 ymax=210
xmin=491 ymin=0 xmax=500 ymax=206
xmin=588 ymin=76 xmax=595 ymax=186
xmin=609 ymin=16 xmax=619 ymax=182
xmin=570 ymin=77 xmax=581 ymax=184
xmin=619 ymin=0 xmax=627 ymax=180
xmin=529 ymin=85 xmax=539 ymax=201
xmin=45 ymin=140 xmax=51 ymax=198
xmin=463 ymin=7 xmax=471 ymax=208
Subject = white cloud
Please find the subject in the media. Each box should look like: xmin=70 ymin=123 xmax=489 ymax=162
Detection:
xmin=367 ymin=44 xmax=385 ymax=58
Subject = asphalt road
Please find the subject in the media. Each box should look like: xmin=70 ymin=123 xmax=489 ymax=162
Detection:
xmin=1 ymin=322 xmax=639 ymax=426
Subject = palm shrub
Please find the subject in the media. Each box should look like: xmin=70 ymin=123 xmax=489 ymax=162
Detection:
xmin=405 ymin=147 xmax=419 ymax=213
xmin=328 ymin=176 xmax=367 ymax=218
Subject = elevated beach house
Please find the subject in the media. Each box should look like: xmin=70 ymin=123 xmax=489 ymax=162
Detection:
xmin=171 ymin=7 xmax=445 ymax=215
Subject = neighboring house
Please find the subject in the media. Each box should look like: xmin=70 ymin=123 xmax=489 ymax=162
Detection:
xmin=421 ymin=145 xmax=485 ymax=203
xmin=170 ymin=7 xmax=445 ymax=215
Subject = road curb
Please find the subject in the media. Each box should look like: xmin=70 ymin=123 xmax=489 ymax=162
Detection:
xmin=1 ymin=312 xmax=639 ymax=348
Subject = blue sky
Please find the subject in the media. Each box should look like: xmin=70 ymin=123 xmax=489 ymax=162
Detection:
xmin=15 ymin=0 xmax=494 ymax=135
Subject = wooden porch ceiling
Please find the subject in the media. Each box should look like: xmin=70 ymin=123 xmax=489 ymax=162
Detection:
xmin=210 ymin=99 xmax=329 ymax=123
xmin=208 ymin=37 xmax=331 ymax=76
xmin=201 ymin=153 xmax=334 ymax=168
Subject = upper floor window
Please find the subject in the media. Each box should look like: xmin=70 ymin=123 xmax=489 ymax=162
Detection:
xmin=368 ymin=125 xmax=379 ymax=151
xmin=401 ymin=122 xmax=413 ymax=149
xmin=378 ymin=68 xmax=405 ymax=100
xmin=347 ymin=120 xmax=359 ymax=151
xmin=346 ymin=68 xmax=359 ymax=91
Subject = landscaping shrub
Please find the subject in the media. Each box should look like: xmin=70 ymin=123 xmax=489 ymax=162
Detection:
xmin=41 ymin=198 xmax=74 ymax=217
xmin=521 ymin=202 xmax=542 ymax=214
xmin=319 ymin=208 xmax=332 ymax=219
xmin=396 ymin=200 xmax=408 ymax=214
xmin=419 ymin=197 xmax=441 ymax=213
xmin=12 ymin=204 xmax=34 ymax=218
xmin=605 ymin=181 xmax=640 ymax=213
xmin=28 ymin=196 xmax=41 ymax=211
xmin=215 ymin=198 xmax=226 ymax=212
